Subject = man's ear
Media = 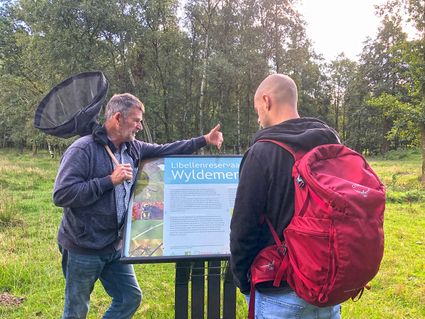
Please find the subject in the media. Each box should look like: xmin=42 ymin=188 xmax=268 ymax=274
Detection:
xmin=263 ymin=95 xmax=272 ymax=111
xmin=113 ymin=112 xmax=122 ymax=124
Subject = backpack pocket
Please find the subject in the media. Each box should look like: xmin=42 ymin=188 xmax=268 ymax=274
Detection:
xmin=284 ymin=216 xmax=334 ymax=302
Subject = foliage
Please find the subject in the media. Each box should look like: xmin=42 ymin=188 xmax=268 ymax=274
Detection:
xmin=326 ymin=53 xmax=357 ymax=139
xmin=0 ymin=0 xmax=424 ymax=179
xmin=368 ymin=93 xmax=420 ymax=148
xmin=0 ymin=0 xmax=343 ymax=151
xmin=372 ymin=0 xmax=425 ymax=183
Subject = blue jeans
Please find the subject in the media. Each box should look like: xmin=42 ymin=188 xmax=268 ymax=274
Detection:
xmin=245 ymin=287 xmax=341 ymax=319
xmin=60 ymin=246 xmax=142 ymax=319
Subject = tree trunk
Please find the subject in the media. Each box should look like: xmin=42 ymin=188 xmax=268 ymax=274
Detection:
xmin=47 ymin=142 xmax=54 ymax=158
xmin=334 ymin=96 xmax=339 ymax=132
xmin=420 ymin=122 xmax=425 ymax=186
xmin=381 ymin=117 xmax=391 ymax=154
xmin=18 ymin=142 xmax=24 ymax=154
xmin=341 ymin=102 xmax=346 ymax=141
xmin=32 ymin=143 xmax=38 ymax=156
xmin=127 ymin=66 xmax=152 ymax=143
xmin=237 ymin=86 xmax=241 ymax=154
xmin=163 ymin=86 xmax=170 ymax=141
xmin=199 ymin=32 xmax=209 ymax=140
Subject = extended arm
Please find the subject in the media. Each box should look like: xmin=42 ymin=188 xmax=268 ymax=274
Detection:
xmin=140 ymin=124 xmax=223 ymax=158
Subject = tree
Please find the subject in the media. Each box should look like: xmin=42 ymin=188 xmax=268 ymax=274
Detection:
xmin=327 ymin=54 xmax=357 ymax=139
xmin=359 ymin=12 xmax=409 ymax=154
xmin=374 ymin=0 xmax=425 ymax=183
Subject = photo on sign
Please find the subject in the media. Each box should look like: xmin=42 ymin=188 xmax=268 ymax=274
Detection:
xmin=129 ymin=158 xmax=165 ymax=257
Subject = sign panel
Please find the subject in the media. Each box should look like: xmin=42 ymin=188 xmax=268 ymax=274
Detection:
xmin=122 ymin=155 xmax=242 ymax=263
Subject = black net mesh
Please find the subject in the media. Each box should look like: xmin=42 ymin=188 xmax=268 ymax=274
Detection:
xmin=34 ymin=71 xmax=109 ymax=138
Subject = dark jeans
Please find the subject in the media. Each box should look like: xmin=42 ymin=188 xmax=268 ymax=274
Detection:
xmin=59 ymin=246 xmax=142 ymax=319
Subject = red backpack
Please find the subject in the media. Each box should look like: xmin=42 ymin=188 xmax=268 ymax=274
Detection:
xmin=248 ymin=140 xmax=385 ymax=319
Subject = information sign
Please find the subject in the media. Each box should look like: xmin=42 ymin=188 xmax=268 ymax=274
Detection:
xmin=121 ymin=155 xmax=242 ymax=263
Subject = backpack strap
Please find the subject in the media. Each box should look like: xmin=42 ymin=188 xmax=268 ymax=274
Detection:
xmin=250 ymin=215 xmax=289 ymax=319
xmin=256 ymin=139 xmax=304 ymax=161
xmin=256 ymin=138 xmax=300 ymax=244
xmin=261 ymin=215 xmax=282 ymax=246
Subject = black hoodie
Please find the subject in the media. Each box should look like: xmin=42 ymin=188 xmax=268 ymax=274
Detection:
xmin=229 ymin=117 xmax=340 ymax=294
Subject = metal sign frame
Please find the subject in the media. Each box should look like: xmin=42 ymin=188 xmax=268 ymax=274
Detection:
xmin=120 ymin=154 xmax=242 ymax=264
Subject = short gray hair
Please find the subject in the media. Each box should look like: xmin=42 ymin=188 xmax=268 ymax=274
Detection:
xmin=105 ymin=93 xmax=145 ymax=119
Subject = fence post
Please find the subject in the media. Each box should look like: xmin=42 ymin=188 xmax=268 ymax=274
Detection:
xmin=175 ymin=261 xmax=191 ymax=319
xmin=207 ymin=260 xmax=221 ymax=319
xmin=174 ymin=259 xmax=237 ymax=319
xmin=191 ymin=261 xmax=205 ymax=319
xmin=223 ymin=262 xmax=237 ymax=319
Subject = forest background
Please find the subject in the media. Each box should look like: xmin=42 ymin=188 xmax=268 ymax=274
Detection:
xmin=0 ymin=0 xmax=424 ymax=184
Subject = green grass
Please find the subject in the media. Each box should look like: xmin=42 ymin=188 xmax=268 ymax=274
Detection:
xmin=0 ymin=148 xmax=424 ymax=318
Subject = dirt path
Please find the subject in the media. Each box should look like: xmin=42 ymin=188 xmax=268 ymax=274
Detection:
xmin=0 ymin=293 xmax=25 ymax=307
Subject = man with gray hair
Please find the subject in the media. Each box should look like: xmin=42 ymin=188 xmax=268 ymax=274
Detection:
xmin=53 ymin=93 xmax=223 ymax=319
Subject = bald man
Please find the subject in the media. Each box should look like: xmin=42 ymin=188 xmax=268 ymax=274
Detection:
xmin=230 ymin=74 xmax=341 ymax=318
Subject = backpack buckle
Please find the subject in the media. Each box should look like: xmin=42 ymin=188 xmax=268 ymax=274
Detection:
xmin=277 ymin=243 xmax=287 ymax=257
xmin=296 ymin=174 xmax=305 ymax=188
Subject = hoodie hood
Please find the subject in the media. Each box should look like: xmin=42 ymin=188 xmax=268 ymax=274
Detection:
xmin=252 ymin=117 xmax=340 ymax=151
xmin=92 ymin=124 xmax=139 ymax=165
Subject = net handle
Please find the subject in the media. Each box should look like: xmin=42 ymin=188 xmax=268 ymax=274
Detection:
xmin=104 ymin=145 xmax=120 ymax=167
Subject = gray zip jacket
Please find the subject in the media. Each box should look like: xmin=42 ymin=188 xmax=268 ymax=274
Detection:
xmin=53 ymin=131 xmax=206 ymax=254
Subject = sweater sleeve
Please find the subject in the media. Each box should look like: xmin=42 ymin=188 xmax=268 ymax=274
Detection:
xmin=137 ymin=136 xmax=207 ymax=158
xmin=53 ymin=146 xmax=114 ymax=208
xmin=230 ymin=147 xmax=268 ymax=294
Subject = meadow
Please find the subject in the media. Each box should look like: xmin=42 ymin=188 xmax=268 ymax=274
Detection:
xmin=0 ymin=148 xmax=424 ymax=318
